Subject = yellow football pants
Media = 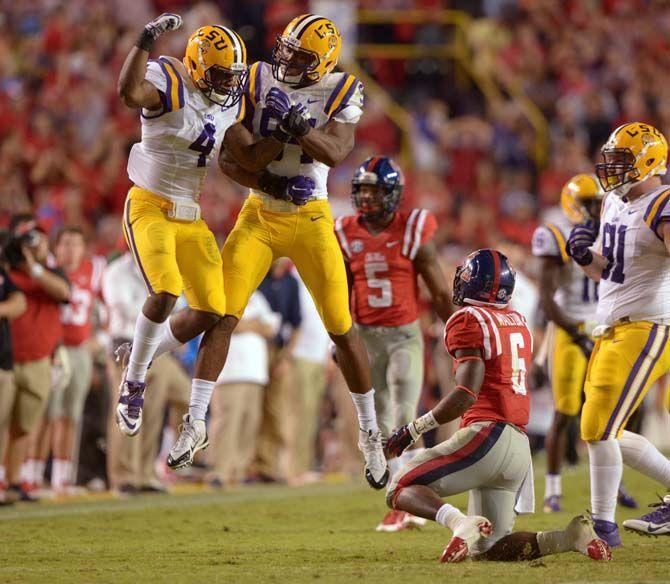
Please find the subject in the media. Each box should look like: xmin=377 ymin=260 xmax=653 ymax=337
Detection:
xmin=122 ymin=186 xmax=225 ymax=315
xmin=222 ymin=195 xmax=352 ymax=335
xmin=581 ymin=321 xmax=670 ymax=441
xmin=547 ymin=323 xmax=589 ymax=416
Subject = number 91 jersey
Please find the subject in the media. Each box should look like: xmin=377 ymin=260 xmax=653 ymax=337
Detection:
xmin=335 ymin=210 xmax=437 ymax=327
xmin=244 ymin=62 xmax=364 ymax=199
xmin=127 ymin=56 xmax=244 ymax=203
xmin=596 ymin=186 xmax=670 ymax=326
xmin=445 ymin=305 xmax=532 ymax=430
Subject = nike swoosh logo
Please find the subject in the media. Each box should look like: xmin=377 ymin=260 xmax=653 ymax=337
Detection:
xmin=647 ymin=524 xmax=668 ymax=533
xmin=118 ymin=411 xmax=136 ymax=430
xmin=306 ymin=98 xmax=319 ymax=104
xmin=310 ymin=215 xmax=324 ymax=222
xmin=628 ymin=209 xmax=638 ymax=215
xmin=386 ymin=241 xmax=399 ymax=247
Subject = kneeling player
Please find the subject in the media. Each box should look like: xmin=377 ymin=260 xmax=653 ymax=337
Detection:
xmin=384 ymin=249 xmax=610 ymax=563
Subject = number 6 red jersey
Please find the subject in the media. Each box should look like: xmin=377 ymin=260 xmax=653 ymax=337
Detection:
xmin=335 ymin=209 xmax=437 ymax=327
xmin=445 ymin=305 xmax=533 ymax=431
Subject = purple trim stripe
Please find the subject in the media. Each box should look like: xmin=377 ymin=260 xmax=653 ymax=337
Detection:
xmin=253 ymin=63 xmax=262 ymax=106
xmin=332 ymin=80 xmax=359 ymax=118
xmin=124 ymin=199 xmax=155 ymax=294
xmin=650 ymin=194 xmax=670 ymax=237
xmin=140 ymin=90 xmax=169 ymax=119
xmin=324 ymin=74 xmax=349 ymax=116
xmin=156 ymin=59 xmax=173 ymax=111
xmin=159 ymin=58 xmax=185 ymax=109
xmin=601 ymin=324 xmax=660 ymax=439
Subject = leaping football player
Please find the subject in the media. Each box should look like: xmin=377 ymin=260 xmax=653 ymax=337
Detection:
xmin=162 ymin=14 xmax=389 ymax=487
xmin=384 ymin=249 xmax=611 ymax=563
xmin=115 ymin=15 xmax=264 ymax=441
xmin=567 ymin=122 xmax=670 ymax=544
xmin=335 ymin=156 xmax=452 ymax=531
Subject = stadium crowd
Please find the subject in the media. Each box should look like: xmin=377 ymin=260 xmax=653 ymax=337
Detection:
xmin=1 ymin=0 xmax=670 ymax=502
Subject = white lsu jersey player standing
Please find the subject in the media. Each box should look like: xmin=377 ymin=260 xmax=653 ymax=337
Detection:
xmin=160 ymin=14 xmax=390 ymax=487
xmin=115 ymin=14 xmax=250 ymax=460
xmin=566 ymin=122 xmax=670 ymax=545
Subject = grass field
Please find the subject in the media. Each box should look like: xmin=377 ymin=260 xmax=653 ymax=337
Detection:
xmin=0 ymin=460 xmax=667 ymax=584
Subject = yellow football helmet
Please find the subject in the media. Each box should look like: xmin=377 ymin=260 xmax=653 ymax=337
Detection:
xmin=272 ymin=14 xmax=342 ymax=86
xmin=183 ymin=25 xmax=247 ymax=107
xmin=560 ymin=173 xmax=603 ymax=224
xmin=595 ymin=122 xmax=668 ymax=195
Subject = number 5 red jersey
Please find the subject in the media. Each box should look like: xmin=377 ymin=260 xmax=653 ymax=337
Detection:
xmin=61 ymin=256 xmax=106 ymax=347
xmin=445 ymin=305 xmax=533 ymax=431
xmin=335 ymin=209 xmax=437 ymax=327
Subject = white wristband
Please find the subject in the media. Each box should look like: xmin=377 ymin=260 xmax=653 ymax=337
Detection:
xmin=30 ymin=263 xmax=45 ymax=279
xmin=411 ymin=411 xmax=439 ymax=437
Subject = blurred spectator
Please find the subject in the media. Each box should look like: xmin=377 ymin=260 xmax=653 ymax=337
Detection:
xmin=5 ymin=215 xmax=70 ymax=501
xmin=207 ymin=291 xmax=280 ymax=487
xmin=252 ymin=259 xmax=302 ymax=483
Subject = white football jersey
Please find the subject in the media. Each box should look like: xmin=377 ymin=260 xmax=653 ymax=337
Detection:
xmin=596 ymin=186 xmax=670 ymax=326
xmin=531 ymin=214 xmax=598 ymax=322
xmin=127 ymin=56 xmax=244 ymax=202
xmin=243 ymin=61 xmax=364 ymax=200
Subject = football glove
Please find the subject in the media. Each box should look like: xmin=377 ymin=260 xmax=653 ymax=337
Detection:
xmin=566 ymin=221 xmax=598 ymax=266
xmin=279 ymin=103 xmax=312 ymax=138
xmin=265 ymin=88 xmax=292 ymax=119
xmin=136 ymin=13 xmax=182 ymax=51
xmin=257 ymin=172 xmax=315 ymax=206
xmin=386 ymin=423 xmax=420 ymax=458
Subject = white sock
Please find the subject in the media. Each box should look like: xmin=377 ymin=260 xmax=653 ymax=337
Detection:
xmin=153 ymin=318 xmax=182 ymax=359
xmin=587 ymin=440 xmax=622 ymax=523
xmin=545 ymin=473 xmax=562 ymax=498
xmin=619 ymin=430 xmax=670 ymax=487
xmin=52 ymin=459 xmax=70 ymax=489
xmin=127 ymin=312 xmax=166 ymax=383
xmin=33 ymin=460 xmax=46 ymax=487
xmin=189 ymin=379 xmax=215 ymax=421
xmin=20 ymin=460 xmax=33 ymax=484
xmin=435 ymin=502 xmax=466 ymax=531
xmin=349 ymin=390 xmax=378 ymax=432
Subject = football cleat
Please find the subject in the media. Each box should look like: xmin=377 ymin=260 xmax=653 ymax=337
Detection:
xmin=440 ymin=515 xmax=492 ymax=563
xmin=565 ymin=515 xmax=611 ymax=561
xmin=543 ymin=495 xmax=561 ymax=513
xmin=116 ymin=380 xmax=145 ymax=437
xmin=403 ymin=514 xmax=428 ymax=529
xmin=623 ymin=494 xmax=670 ymax=536
xmin=167 ymin=414 xmax=209 ymax=470
xmin=617 ymin=484 xmax=638 ymax=509
xmin=592 ymin=518 xmax=622 ymax=548
xmin=376 ymin=510 xmax=409 ymax=532
xmin=358 ymin=429 xmax=390 ymax=490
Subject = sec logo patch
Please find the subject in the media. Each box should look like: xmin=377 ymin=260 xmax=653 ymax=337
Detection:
xmin=352 ymin=240 xmax=364 ymax=253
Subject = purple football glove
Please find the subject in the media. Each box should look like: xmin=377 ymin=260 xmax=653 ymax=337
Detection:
xmin=567 ymin=221 xmax=598 ymax=266
xmin=286 ymin=175 xmax=315 ymax=205
xmin=265 ymin=87 xmax=292 ymax=120
xmin=279 ymin=103 xmax=312 ymax=138
xmin=385 ymin=423 xmax=419 ymax=458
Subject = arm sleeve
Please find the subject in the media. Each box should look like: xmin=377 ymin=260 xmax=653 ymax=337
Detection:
xmin=644 ymin=188 xmax=670 ymax=239
xmin=444 ymin=311 xmax=484 ymax=357
xmin=144 ymin=58 xmax=186 ymax=114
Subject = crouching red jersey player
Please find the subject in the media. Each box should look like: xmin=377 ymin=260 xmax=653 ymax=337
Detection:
xmin=385 ymin=249 xmax=611 ymax=563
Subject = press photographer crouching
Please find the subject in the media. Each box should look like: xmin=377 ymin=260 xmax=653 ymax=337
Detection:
xmin=2 ymin=215 xmax=70 ymax=501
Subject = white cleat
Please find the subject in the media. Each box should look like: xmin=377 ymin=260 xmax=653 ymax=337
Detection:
xmin=358 ymin=429 xmax=390 ymax=490
xmin=167 ymin=414 xmax=209 ymax=470
xmin=440 ymin=515 xmax=492 ymax=563
xmin=565 ymin=514 xmax=611 ymax=561
xmin=116 ymin=379 xmax=145 ymax=437
xmin=623 ymin=494 xmax=670 ymax=536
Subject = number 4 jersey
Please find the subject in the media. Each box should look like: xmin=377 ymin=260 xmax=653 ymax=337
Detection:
xmin=596 ymin=186 xmax=670 ymax=326
xmin=127 ymin=56 xmax=244 ymax=202
xmin=335 ymin=210 xmax=437 ymax=327
xmin=445 ymin=306 xmax=532 ymax=430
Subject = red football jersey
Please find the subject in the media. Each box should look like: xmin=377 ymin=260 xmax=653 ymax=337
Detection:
xmin=335 ymin=209 xmax=437 ymax=327
xmin=444 ymin=305 xmax=532 ymax=431
xmin=61 ymin=256 xmax=105 ymax=346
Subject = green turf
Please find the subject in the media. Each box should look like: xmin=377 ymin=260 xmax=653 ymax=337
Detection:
xmin=0 ymin=460 xmax=667 ymax=583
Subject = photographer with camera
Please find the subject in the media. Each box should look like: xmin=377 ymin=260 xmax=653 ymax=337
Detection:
xmin=3 ymin=215 xmax=70 ymax=501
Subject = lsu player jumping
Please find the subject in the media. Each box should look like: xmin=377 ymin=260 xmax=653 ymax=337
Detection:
xmin=567 ymin=122 xmax=670 ymax=544
xmin=335 ymin=156 xmax=452 ymax=530
xmin=532 ymin=174 xmax=602 ymax=512
xmin=116 ymin=15 xmax=264 ymax=440
xmin=384 ymin=249 xmax=610 ymax=563
xmin=163 ymin=14 xmax=389 ymax=486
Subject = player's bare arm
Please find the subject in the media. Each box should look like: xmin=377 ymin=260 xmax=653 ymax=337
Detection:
xmin=538 ymin=257 xmax=579 ymax=331
xmin=413 ymin=241 xmax=453 ymax=321
xmin=222 ymin=122 xmax=286 ymax=173
xmin=296 ymin=119 xmax=355 ymax=167
xmin=661 ymin=221 xmax=670 ymax=254
xmin=118 ymin=13 xmax=183 ymax=110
